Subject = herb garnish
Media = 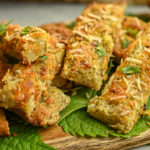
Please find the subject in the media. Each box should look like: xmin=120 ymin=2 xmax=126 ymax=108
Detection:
xmin=121 ymin=66 xmax=139 ymax=75
xmin=126 ymin=28 xmax=138 ymax=37
xmin=21 ymin=26 xmax=30 ymax=36
xmin=40 ymin=55 xmax=48 ymax=60
xmin=122 ymin=39 xmax=130 ymax=49
xmin=66 ymin=21 xmax=75 ymax=29
xmin=96 ymin=45 xmax=106 ymax=57
xmin=0 ymin=19 xmax=13 ymax=37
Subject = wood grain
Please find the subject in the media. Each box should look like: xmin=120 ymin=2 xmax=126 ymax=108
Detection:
xmin=40 ymin=125 xmax=150 ymax=150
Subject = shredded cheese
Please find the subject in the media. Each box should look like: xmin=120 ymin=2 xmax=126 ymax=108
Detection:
xmin=69 ymin=48 xmax=83 ymax=54
xmin=144 ymin=47 xmax=150 ymax=53
xmin=136 ymin=76 xmax=142 ymax=91
xmin=126 ymin=57 xmax=142 ymax=64
xmin=126 ymin=80 xmax=135 ymax=92
xmin=102 ymin=15 xmax=118 ymax=21
xmin=73 ymin=30 xmax=89 ymax=40
xmin=72 ymin=42 xmax=79 ymax=48
xmin=78 ymin=16 xmax=96 ymax=22
xmin=110 ymin=95 xmax=126 ymax=100
xmin=56 ymin=43 xmax=65 ymax=49
xmin=123 ymin=76 xmax=129 ymax=86
xmin=88 ymin=13 xmax=102 ymax=20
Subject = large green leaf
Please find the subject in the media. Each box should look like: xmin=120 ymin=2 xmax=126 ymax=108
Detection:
xmin=0 ymin=112 xmax=56 ymax=150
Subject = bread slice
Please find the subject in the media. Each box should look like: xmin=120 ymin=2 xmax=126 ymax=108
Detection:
xmin=88 ymin=25 xmax=150 ymax=133
xmin=25 ymin=86 xmax=70 ymax=126
xmin=61 ymin=2 xmax=126 ymax=90
xmin=0 ymin=24 xmax=51 ymax=64
xmin=113 ymin=16 xmax=147 ymax=62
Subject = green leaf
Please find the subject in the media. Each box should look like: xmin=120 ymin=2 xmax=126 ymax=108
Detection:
xmin=96 ymin=45 xmax=106 ymax=57
xmin=126 ymin=28 xmax=138 ymax=37
xmin=85 ymin=87 xmax=97 ymax=99
xmin=21 ymin=26 xmax=30 ymax=36
xmin=59 ymin=108 xmax=111 ymax=137
xmin=66 ymin=21 xmax=75 ymax=29
xmin=60 ymin=96 xmax=150 ymax=138
xmin=0 ymin=112 xmax=56 ymax=150
xmin=122 ymin=39 xmax=130 ymax=49
xmin=125 ymin=13 xmax=150 ymax=22
xmin=121 ymin=66 xmax=139 ymax=75
xmin=40 ymin=55 xmax=48 ymax=60
xmin=58 ymin=87 xmax=89 ymax=123
xmin=60 ymin=108 xmax=150 ymax=138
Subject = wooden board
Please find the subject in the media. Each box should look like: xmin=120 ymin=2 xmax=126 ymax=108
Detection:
xmin=40 ymin=125 xmax=150 ymax=150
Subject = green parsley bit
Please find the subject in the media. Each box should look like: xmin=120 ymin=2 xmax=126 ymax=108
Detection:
xmin=122 ymin=38 xmax=130 ymax=49
xmin=66 ymin=21 xmax=75 ymax=29
xmin=126 ymin=28 xmax=139 ymax=37
xmin=0 ymin=24 xmax=6 ymax=36
xmin=96 ymin=45 xmax=106 ymax=57
xmin=0 ymin=19 xmax=13 ymax=37
xmin=121 ymin=66 xmax=139 ymax=75
xmin=5 ymin=19 xmax=13 ymax=26
xmin=40 ymin=55 xmax=48 ymax=60
xmin=21 ymin=26 xmax=30 ymax=36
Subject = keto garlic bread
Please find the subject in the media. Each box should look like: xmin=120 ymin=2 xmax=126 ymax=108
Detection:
xmin=61 ymin=2 xmax=126 ymax=90
xmin=88 ymin=25 xmax=150 ymax=133
xmin=26 ymin=86 xmax=70 ymax=126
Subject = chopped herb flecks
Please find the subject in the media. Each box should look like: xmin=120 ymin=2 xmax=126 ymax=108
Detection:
xmin=121 ymin=66 xmax=139 ymax=75
xmin=0 ymin=19 xmax=13 ymax=37
xmin=40 ymin=55 xmax=48 ymax=60
xmin=66 ymin=21 xmax=75 ymax=29
xmin=122 ymin=39 xmax=130 ymax=49
xmin=21 ymin=26 xmax=30 ymax=36
xmin=96 ymin=45 xmax=106 ymax=57
xmin=126 ymin=28 xmax=138 ymax=37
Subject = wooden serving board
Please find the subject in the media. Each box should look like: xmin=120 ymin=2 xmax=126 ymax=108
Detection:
xmin=40 ymin=125 xmax=150 ymax=150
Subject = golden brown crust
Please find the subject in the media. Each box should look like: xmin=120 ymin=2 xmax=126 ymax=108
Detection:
xmin=27 ymin=86 xmax=70 ymax=126
xmin=40 ymin=22 xmax=72 ymax=44
xmin=0 ymin=109 xmax=10 ymax=136
xmin=113 ymin=16 xmax=147 ymax=62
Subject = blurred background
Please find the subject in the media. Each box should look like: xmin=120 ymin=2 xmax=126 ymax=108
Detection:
xmin=0 ymin=0 xmax=150 ymax=26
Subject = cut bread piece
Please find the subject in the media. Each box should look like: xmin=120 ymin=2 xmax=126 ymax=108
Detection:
xmin=0 ymin=64 xmax=45 ymax=117
xmin=40 ymin=22 xmax=72 ymax=89
xmin=0 ymin=47 xmax=65 ymax=117
xmin=0 ymin=24 xmax=51 ymax=64
xmin=113 ymin=16 xmax=147 ymax=62
xmin=61 ymin=2 xmax=126 ymax=90
xmin=88 ymin=25 xmax=150 ymax=133
xmin=0 ymin=23 xmax=71 ymax=118
xmin=0 ymin=109 xmax=10 ymax=136
xmin=25 ymin=86 xmax=70 ymax=126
